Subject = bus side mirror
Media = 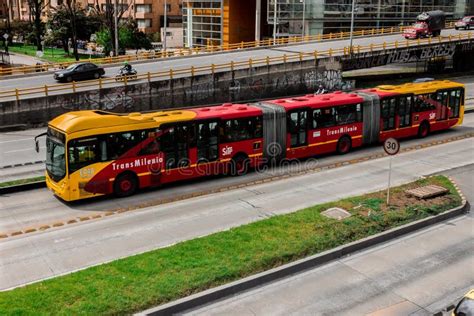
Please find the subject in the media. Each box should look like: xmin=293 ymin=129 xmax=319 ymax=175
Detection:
xmin=34 ymin=132 xmax=47 ymax=153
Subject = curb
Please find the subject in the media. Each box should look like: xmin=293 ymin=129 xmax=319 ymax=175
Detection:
xmin=0 ymin=124 xmax=27 ymax=132
xmin=0 ymin=181 xmax=46 ymax=195
xmin=140 ymin=188 xmax=469 ymax=315
xmin=0 ymin=160 xmax=45 ymax=169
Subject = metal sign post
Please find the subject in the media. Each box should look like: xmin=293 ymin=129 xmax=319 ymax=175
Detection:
xmin=383 ymin=138 xmax=400 ymax=206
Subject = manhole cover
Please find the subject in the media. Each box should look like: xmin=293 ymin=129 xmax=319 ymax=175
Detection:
xmin=405 ymin=185 xmax=448 ymax=199
xmin=322 ymin=207 xmax=352 ymax=220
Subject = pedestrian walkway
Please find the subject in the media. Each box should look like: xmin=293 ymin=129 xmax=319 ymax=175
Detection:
xmin=8 ymin=52 xmax=45 ymax=66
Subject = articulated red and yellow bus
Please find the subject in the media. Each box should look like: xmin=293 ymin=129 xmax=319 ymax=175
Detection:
xmin=40 ymin=80 xmax=464 ymax=201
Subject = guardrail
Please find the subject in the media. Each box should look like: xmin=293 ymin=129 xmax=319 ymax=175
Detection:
xmin=0 ymin=22 xmax=456 ymax=77
xmin=0 ymin=31 xmax=471 ymax=103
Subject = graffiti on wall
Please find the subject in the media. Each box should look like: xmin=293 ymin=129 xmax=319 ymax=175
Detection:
xmin=303 ymin=69 xmax=354 ymax=91
xmin=185 ymin=81 xmax=215 ymax=101
xmin=342 ymin=43 xmax=458 ymax=70
xmin=62 ymin=88 xmax=134 ymax=112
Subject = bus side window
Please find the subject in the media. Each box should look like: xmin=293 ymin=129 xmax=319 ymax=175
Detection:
xmin=319 ymin=108 xmax=336 ymax=128
xmin=312 ymin=109 xmax=321 ymax=129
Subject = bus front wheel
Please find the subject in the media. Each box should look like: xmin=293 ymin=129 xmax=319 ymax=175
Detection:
xmin=114 ymin=172 xmax=138 ymax=197
xmin=337 ymin=136 xmax=352 ymax=155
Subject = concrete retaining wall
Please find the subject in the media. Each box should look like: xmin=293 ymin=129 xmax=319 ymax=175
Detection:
xmin=0 ymin=57 xmax=353 ymax=127
xmin=1 ymin=40 xmax=473 ymax=127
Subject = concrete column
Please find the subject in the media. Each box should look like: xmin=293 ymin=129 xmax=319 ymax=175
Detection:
xmin=255 ymin=0 xmax=261 ymax=42
xmin=186 ymin=1 xmax=193 ymax=48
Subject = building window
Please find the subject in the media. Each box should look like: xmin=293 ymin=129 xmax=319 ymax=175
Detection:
xmin=137 ymin=19 xmax=152 ymax=28
xmin=136 ymin=4 xmax=152 ymax=13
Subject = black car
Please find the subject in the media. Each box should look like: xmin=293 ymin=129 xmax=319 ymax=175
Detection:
xmin=54 ymin=63 xmax=105 ymax=82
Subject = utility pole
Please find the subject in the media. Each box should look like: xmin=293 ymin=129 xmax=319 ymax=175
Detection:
xmin=301 ymin=0 xmax=306 ymax=37
xmin=273 ymin=0 xmax=277 ymax=43
xmin=114 ymin=0 xmax=119 ymax=56
xmin=163 ymin=0 xmax=167 ymax=51
xmin=349 ymin=0 xmax=356 ymax=54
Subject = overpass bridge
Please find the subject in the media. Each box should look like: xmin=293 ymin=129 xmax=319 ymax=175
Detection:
xmin=0 ymin=28 xmax=473 ymax=126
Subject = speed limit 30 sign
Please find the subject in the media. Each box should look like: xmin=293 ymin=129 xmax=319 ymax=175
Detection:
xmin=383 ymin=138 xmax=400 ymax=156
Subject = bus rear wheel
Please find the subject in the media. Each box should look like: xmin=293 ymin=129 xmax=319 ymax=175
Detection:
xmin=337 ymin=136 xmax=352 ymax=155
xmin=114 ymin=172 xmax=138 ymax=197
xmin=230 ymin=155 xmax=250 ymax=176
xmin=418 ymin=122 xmax=430 ymax=138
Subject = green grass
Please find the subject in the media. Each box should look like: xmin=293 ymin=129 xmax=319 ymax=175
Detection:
xmin=0 ymin=176 xmax=45 ymax=188
xmin=0 ymin=176 xmax=461 ymax=315
xmin=8 ymin=43 xmax=101 ymax=63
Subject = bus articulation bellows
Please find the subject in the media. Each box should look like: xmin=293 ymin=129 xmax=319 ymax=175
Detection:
xmin=42 ymin=80 xmax=464 ymax=201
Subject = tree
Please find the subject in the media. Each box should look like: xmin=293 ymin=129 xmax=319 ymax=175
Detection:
xmin=90 ymin=0 xmax=130 ymax=56
xmin=120 ymin=19 xmax=151 ymax=52
xmin=48 ymin=3 xmax=101 ymax=58
xmin=95 ymin=20 xmax=151 ymax=56
xmin=27 ymin=0 xmax=49 ymax=50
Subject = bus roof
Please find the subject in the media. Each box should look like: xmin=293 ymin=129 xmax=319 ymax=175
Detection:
xmin=49 ymin=110 xmax=197 ymax=134
xmin=191 ymin=103 xmax=262 ymax=120
xmin=266 ymin=91 xmax=365 ymax=110
xmin=372 ymin=80 xmax=464 ymax=96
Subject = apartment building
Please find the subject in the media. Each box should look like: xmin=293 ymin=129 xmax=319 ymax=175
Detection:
xmin=86 ymin=0 xmax=182 ymax=34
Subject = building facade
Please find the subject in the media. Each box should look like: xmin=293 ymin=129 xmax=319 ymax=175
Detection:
xmin=86 ymin=0 xmax=182 ymax=34
xmin=183 ymin=0 xmax=256 ymax=47
xmin=267 ymin=0 xmax=473 ymax=37
xmin=183 ymin=0 xmax=473 ymax=48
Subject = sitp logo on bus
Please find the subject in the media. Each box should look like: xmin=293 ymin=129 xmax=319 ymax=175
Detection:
xmin=112 ymin=156 xmax=163 ymax=171
xmin=222 ymin=145 xmax=233 ymax=156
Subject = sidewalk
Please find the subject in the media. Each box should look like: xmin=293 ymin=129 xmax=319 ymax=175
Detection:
xmin=8 ymin=52 xmax=45 ymax=66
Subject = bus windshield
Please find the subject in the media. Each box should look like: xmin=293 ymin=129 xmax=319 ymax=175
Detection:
xmin=46 ymin=132 xmax=66 ymax=182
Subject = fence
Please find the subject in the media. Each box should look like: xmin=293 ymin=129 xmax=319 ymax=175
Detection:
xmin=0 ymin=23 xmax=456 ymax=77
xmin=0 ymin=31 xmax=471 ymax=103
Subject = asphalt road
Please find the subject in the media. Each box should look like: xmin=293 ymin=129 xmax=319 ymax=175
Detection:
xmin=186 ymin=164 xmax=474 ymax=316
xmin=0 ymin=29 xmax=467 ymax=101
xmin=1 ymin=112 xmax=474 ymax=234
xmin=0 ymin=128 xmax=473 ymax=291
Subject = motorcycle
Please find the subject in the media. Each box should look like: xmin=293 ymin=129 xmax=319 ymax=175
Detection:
xmin=115 ymin=67 xmax=138 ymax=82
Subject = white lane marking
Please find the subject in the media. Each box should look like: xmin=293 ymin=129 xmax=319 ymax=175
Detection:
xmin=0 ymin=138 xmax=34 ymax=144
xmin=4 ymin=146 xmax=45 ymax=154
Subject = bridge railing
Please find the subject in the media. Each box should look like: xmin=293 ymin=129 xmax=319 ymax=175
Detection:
xmin=0 ymin=22 xmax=457 ymax=77
xmin=0 ymin=31 xmax=471 ymax=103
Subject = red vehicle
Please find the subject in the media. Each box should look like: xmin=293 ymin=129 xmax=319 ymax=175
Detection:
xmin=455 ymin=16 xmax=474 ymax=30
xmin=403 ymin=10 xmax=446 ymax=39
xmin=42 ymin=80 xmax=465 ymax=201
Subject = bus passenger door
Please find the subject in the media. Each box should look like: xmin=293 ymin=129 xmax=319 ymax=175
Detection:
xmin=380 ymin=97 xmax=397 ymax=140
xmin=196 ymin=121 xmax=219 ymax=166
xmin=435 ymin=90 xmax=449 ymax=121
xmin=288 ymin=109 xmax=308 ymax=148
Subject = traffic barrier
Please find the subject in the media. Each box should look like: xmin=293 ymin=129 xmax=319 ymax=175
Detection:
xmin=0 ymin=22 xmax=456 ymax=77
xmin=0 ymin=28 xmax=470 ymax=103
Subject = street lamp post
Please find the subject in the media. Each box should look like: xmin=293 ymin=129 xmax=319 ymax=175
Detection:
xmin=349 ymin=0 xmax=356 ymax=54
xmin=163 ymin=0 xmax=167 ymax=51
xmin=114 ymin=0 xmax=119 ymax=56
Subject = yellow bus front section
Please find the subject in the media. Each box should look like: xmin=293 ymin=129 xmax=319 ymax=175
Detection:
xmin=46 ymin=161 xmax=111 ymax=202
